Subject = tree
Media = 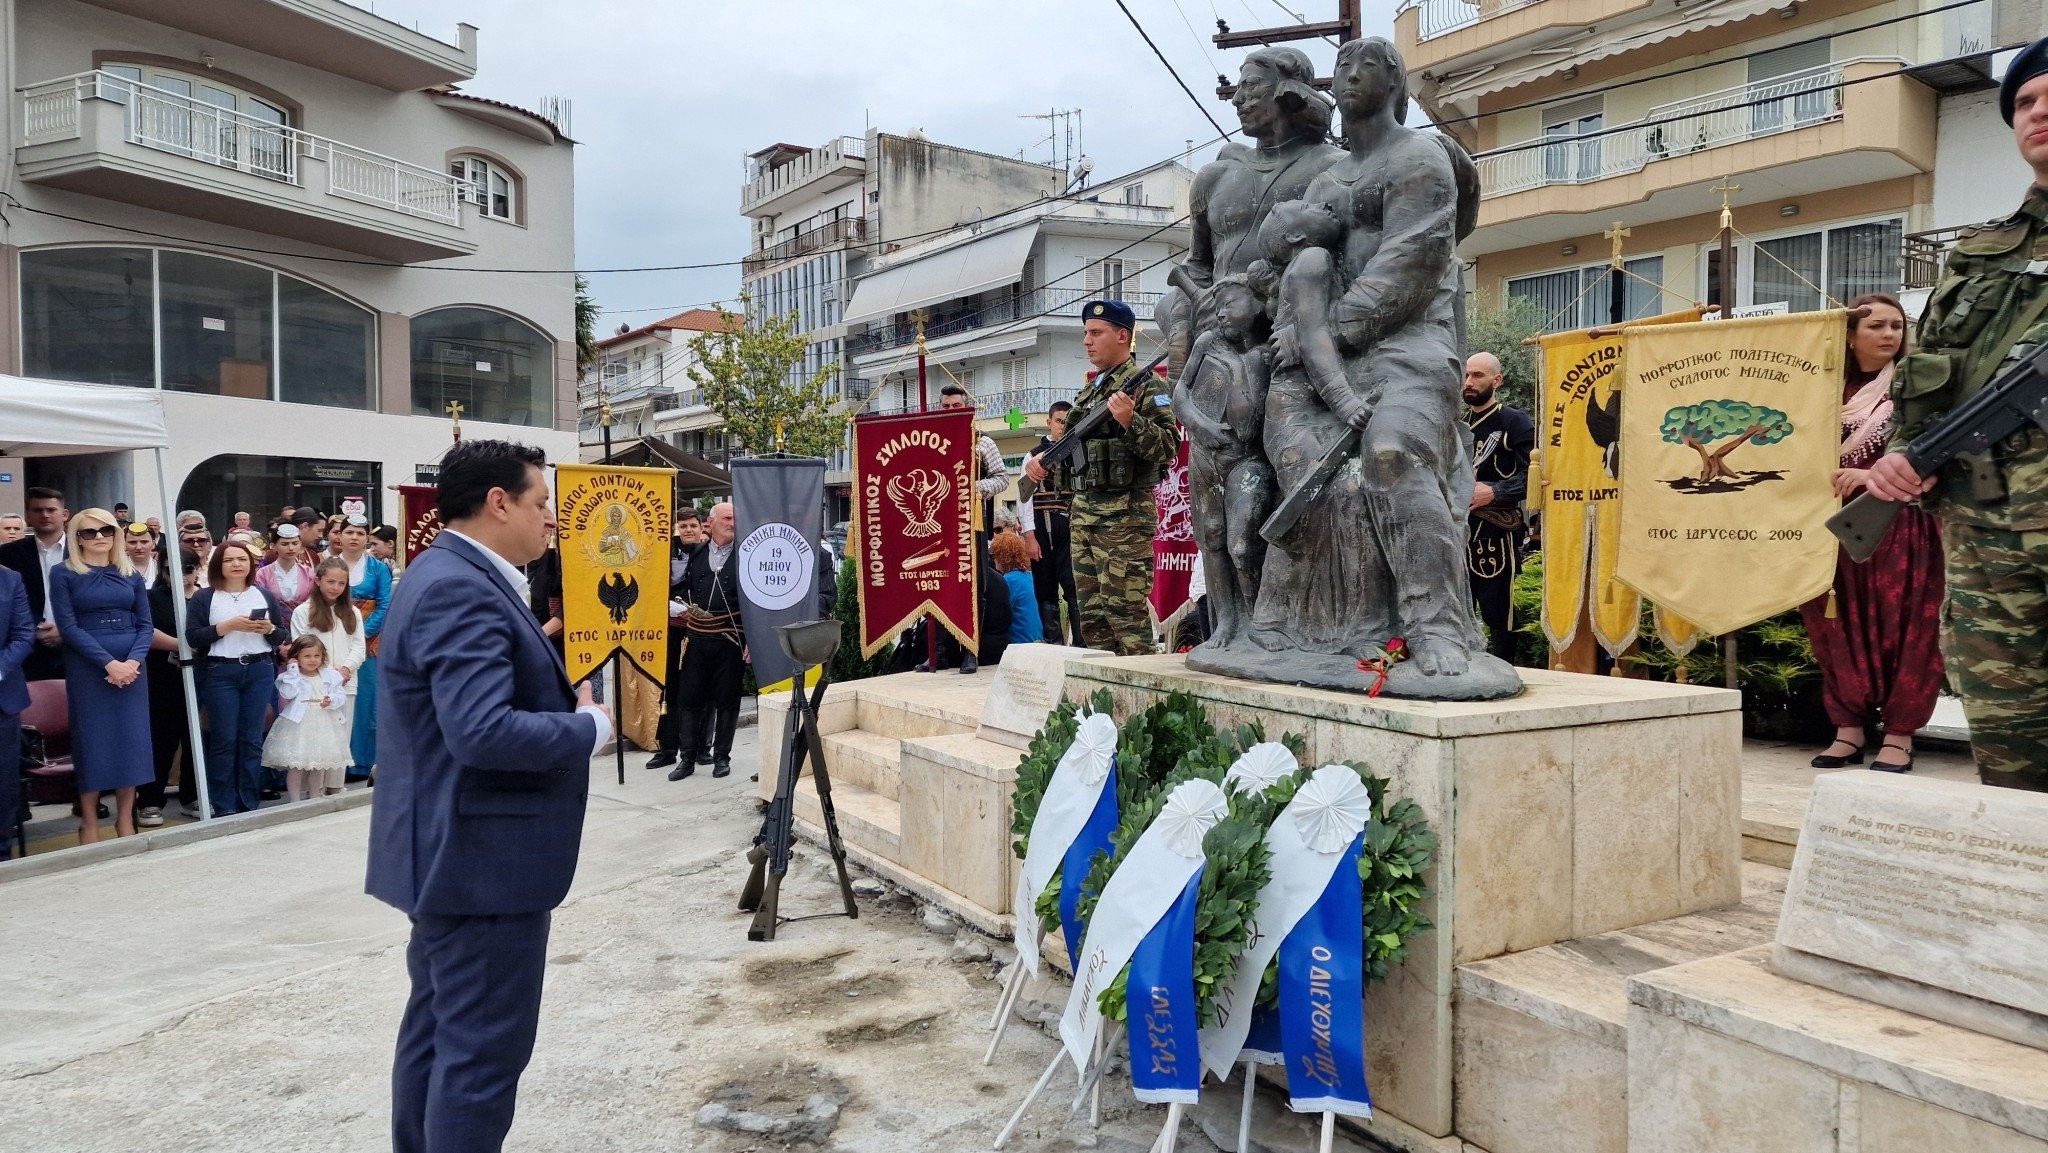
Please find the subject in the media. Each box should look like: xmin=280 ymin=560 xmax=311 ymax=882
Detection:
xmin=1660 ymin=400 xmax=1794 ymax=483
xmin=686 ymin=294 xmax=846 ymax=460
xmin=574 ymin=275 xmax=600 ymax=370
xmin=1465 ymin=294 xmax=1548 ymax=415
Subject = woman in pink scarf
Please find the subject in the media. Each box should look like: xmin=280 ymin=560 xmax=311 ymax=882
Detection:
xmin=1800 ymin=293 xmax=1945 ymax=772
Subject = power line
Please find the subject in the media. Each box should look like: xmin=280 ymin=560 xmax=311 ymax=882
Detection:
xmin=1165 ymin=0 xmax=1226 ymax=75
xmin=1433 ymin=0 xmax=1989 ymax=132
xmin=1114 ymin=0 xmax=1233 ymax=139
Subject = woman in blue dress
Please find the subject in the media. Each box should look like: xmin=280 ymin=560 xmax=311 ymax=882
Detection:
xmin=333 ymin=516 xmax=391 ymax=778
xmin=49 ymin=507 xmax=154 ymax=843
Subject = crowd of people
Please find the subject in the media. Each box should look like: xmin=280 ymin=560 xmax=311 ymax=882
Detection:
xmin=0 ymin=490 xmax=401 ymax=850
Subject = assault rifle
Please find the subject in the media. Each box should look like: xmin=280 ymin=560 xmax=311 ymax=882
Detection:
xmin=1032 ymin=351 xmax=1173 ymax=479
xmin=1828 ymin=344 xmax=2048 ymax=563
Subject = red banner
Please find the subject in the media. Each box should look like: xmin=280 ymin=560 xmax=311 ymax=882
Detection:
xmin=399 ymin=485 xmax=442 ymax=564
xmin=853 ymin=408 xmax=979 ymax=659
xmin=1150 ymin=428 xmax=1197 ymax=627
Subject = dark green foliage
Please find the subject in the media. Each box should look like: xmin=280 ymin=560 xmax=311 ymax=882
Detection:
xmin=830 ymin=554 xmax=895 ymax=686
xmin=1659 ymin=400 xmax=1794 ymax=448
xmin=1009 ymin=689 xmax=1112 ymax=858
xmin=1466 ymin=295 xmax=1548 ymax=415
xmin=1511 ymin=552 xmax=1550 ymax=669
xmin=1625 ymin=608 xmax=1828 ymax=740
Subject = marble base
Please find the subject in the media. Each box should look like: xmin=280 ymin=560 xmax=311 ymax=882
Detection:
xmin=1185 ymin=642 xmax=1523 ymax=701
xmin=1064 ymin=655 xmax=1744 ymax=1139
xmin=1629 ymin=947 xmax=2048 ymax=1152
xmin=1773 ymin=945 xmax=2048 ymax=1053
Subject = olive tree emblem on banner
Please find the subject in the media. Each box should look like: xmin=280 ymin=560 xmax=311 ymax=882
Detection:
xmin=1615 ymin=311 xmax=1842 ymax=636
xmin=556 ymin=464 xmax=672 ymax=686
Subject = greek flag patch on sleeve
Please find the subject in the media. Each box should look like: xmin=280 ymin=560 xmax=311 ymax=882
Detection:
xmin=1153 ymin=393 xmax=1171 ymax=406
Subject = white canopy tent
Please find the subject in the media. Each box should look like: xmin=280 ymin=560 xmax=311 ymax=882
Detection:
xmin=0 ymin=374 xmax=212 ymax=821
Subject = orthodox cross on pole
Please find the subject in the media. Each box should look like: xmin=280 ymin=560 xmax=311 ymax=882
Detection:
xmin=1711 ymin=178 xmax=1742 ymax=233
xmin=445 ymin=400 xmax=464 ymax=443
xmin=1604 ymin=221 xmax=1631 ymax=270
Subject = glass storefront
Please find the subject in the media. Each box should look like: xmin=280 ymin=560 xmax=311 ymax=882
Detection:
xmin=411 ymin=307 xmax=551 ymax=428
xmin=177 ymin=454 xmax=380 ymax=533
xmin=20 ymin=247 xmax=376 ymax=410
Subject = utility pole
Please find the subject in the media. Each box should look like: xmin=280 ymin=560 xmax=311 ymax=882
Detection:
xmin=1211 ymin=0 xmax=1363 ymax=97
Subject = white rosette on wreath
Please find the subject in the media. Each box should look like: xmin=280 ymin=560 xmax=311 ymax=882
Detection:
xmin=1222 ymin=741 xmax=1297 ymax=797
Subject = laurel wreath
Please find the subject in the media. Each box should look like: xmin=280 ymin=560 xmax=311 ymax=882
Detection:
xmin=1008 ymin=694 xmax=1435 ymax=1029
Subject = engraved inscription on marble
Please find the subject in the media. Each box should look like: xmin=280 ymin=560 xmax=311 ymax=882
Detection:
xmin=1779 ymin=772 xmax=2048 ymax=1018
xmin=976 ymin=644 xmax=1111 ymax=750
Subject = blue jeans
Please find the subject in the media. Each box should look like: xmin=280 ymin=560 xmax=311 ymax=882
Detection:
xmin=202 ymin=659 xmax=272 ymax=814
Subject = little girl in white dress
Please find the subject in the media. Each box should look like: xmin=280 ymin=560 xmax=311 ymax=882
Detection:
xmin=264 ymin=636 xmax=353 ymax=801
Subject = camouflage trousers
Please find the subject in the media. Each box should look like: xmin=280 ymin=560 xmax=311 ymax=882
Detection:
xmin=1942 ymin=520 xmax=2048 ymax=790
xmin=1070 ymin=495 xmax=1158 ymax=658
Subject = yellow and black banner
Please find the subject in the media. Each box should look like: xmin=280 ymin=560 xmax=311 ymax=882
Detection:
xmin=1615 ymin=311 xmax=1843 ymax=637
xmin=1538 ymin=308 xmax=1703 ymax=657
xmin=556 ymin=464 xmax=673 ymax=687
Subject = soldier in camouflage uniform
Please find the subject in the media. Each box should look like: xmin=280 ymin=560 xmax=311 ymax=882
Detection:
xmin=1865 ymin=37 xmax=2048 ymax=791
xmin=1023 ymin=300 xmax=1176 ymax=656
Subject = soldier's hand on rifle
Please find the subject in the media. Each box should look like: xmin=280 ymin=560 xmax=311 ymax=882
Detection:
xmin=1864 ymin=451 xmax=1937 ymax=502
xmin=1107 ymin=390 xmax=1136 ymax=428
xmin=1024 ymin=452 xmax=1047 ymax=483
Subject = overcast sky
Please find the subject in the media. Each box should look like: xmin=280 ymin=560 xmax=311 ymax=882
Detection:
xmin=352 ymin=0 xmax=1396 ymax=326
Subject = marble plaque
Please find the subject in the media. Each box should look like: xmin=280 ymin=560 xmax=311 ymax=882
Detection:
xmin=975 ymin=644 xmax=1110 ymax=750
xmin=1778 ymin=772 xmax=2048 ymax=1019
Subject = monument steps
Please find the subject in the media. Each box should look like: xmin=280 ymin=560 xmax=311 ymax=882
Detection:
xmin=819 ymin=729 xmax=903 ymax=799
xmin=789 ymin=775 xmax=902 ymax=858
xmin=1450 ymin=861 xmax=1790 ymax=1153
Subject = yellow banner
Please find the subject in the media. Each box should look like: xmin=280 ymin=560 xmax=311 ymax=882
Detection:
xmin=556 ymin=464 xmax=674 ymax=687
xmin=1537 ymin=308 xmax=1702 ymax=656
xmin=1615 ymin=311 xmax=1843 ymax=637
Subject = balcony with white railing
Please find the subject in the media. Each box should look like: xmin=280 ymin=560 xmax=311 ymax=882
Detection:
xmin=17 ymin=71 xmax=477 ymax=263
xmin=742 ymin=134 xmax=865 ymax=215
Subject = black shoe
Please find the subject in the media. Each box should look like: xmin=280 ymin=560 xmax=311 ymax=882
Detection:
xmin=913 ymin=661 xmax=936 ymax=673
xmin=666 ymin=763 xmax=696 ymax=782
xmin=646 ymin=749 xmax=678 ymax=770
xmin=712 ymin=760 xmax=732 ymax=778
xmin=1871 ymin=740 xmax=1915 ymax=773
xmin=960 ymin=656 xmax=979 ymax=674
xmin=696 ymin=751 xmax=715 ymax=766
xmin=1809 ymin=739 xmax=1865 ymax=769
xmin=260 ymin=788 xmax=282 ymax=801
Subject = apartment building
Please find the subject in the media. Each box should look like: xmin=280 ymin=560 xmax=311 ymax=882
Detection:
xmin=0 ymin=0 xmax=576 ymax=526
xmin=1400 ymin=0 xmax=2043 ymax=327
xmin=843 ymin=159 xmax=1194 ymax=496
xmin=575 ymin=308 xmax=734 ymax=460
xmin=740 ymin=130 xmax=1065 ymax=518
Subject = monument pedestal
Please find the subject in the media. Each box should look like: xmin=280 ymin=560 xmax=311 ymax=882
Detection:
xmin=1063 ymin=654 xmax=1744 ymax=1140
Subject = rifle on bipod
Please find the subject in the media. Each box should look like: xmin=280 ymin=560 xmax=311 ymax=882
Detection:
xmin=1019 ymin=351 xmax=1172 ymax=501
xmin=1828 ymin=345 xmax=2048 ymax=563
xmin=738 ymin=620 xmax=860 ymax=941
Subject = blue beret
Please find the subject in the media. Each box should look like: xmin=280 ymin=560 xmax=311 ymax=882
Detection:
xmin=1081 ymin=299 xmax=1136 ymax=332
xmin=2002 ymin=36 xmax=2048 ymax=125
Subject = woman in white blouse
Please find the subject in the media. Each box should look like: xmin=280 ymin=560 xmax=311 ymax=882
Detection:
xmin=290 ymin=558 xmax=365 ymax=797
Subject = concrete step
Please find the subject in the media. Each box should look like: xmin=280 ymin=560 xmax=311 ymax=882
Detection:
xmin=1449 ymin=861 xmax=1790 ymax=1153
xmin=820 ymin=729 xmax=902 ymax=800
xmin=790 ymin=775 xmax=902 ymax=865
xmin=847 ymin=669 xmax=992 ymax=741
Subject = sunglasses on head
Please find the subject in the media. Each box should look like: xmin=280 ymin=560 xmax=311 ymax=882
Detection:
xmin=76 ymin=526 xmax=118 ymax=539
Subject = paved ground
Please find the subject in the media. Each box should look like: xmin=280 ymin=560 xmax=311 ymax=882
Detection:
xmin=0 ymin=730 xmax=1236 ymax=1153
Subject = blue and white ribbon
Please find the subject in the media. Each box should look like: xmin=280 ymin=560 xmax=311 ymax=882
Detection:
xmin=1199 ymin=764 xmax=1373 ymax=1084
xmin=1059 ymin=765 xmax=1120 ymax=969
xmin=1060 ymin=778 xmax=1228 ymax=1075
xmin=1125 ymin=871 xmax=1203 ymax=1103
xmin=1013 ymin=712 xmax=1117 ymax=977
xmin=1279 ymin=826 xmax=1370 ymax=1117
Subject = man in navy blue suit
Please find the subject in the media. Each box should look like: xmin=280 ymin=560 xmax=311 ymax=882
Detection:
xmin=366 ymin=440 xmax=613 ymax=1153
xmin=0 ymin=565 xmax=33 ymax=857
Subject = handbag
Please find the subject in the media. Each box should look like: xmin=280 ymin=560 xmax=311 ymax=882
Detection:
xmin=19 ymin=725 xmax=45 ymax=769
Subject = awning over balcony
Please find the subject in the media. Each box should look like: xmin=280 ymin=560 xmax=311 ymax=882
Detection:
xmin=841 ymin=224 xmax=1038 ymax=327
xmin=1433 ymin=0 xmax=1790 ymax=104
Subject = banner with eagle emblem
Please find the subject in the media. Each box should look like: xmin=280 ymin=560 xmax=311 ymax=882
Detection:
xmin=555 ymin=463 xmax=673 ymax=686
xmin=1536 ymin=307 xmax=1704 ymax=659
xmin=853 ymin=408 xmax=979 ymax=659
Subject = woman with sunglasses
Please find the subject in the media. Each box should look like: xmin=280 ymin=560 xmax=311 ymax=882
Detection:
xmin=186 ymin=540 xmax=285 ymax=815
xmin=47 ymin=508 xmax=154 ymax=843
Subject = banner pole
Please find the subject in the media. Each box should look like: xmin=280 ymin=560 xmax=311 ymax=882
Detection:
xmin=1318 ymin=1110 xmax=1336 ymax=1153
xmin=613 ymin=654 xmax=626 ymax=785
xmin=1714 ymin=179 xmax=1742 ymax=692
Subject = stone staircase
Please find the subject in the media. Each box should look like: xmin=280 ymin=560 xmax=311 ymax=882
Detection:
xmin=757 ymin=668 xmax=1023 ymax=933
